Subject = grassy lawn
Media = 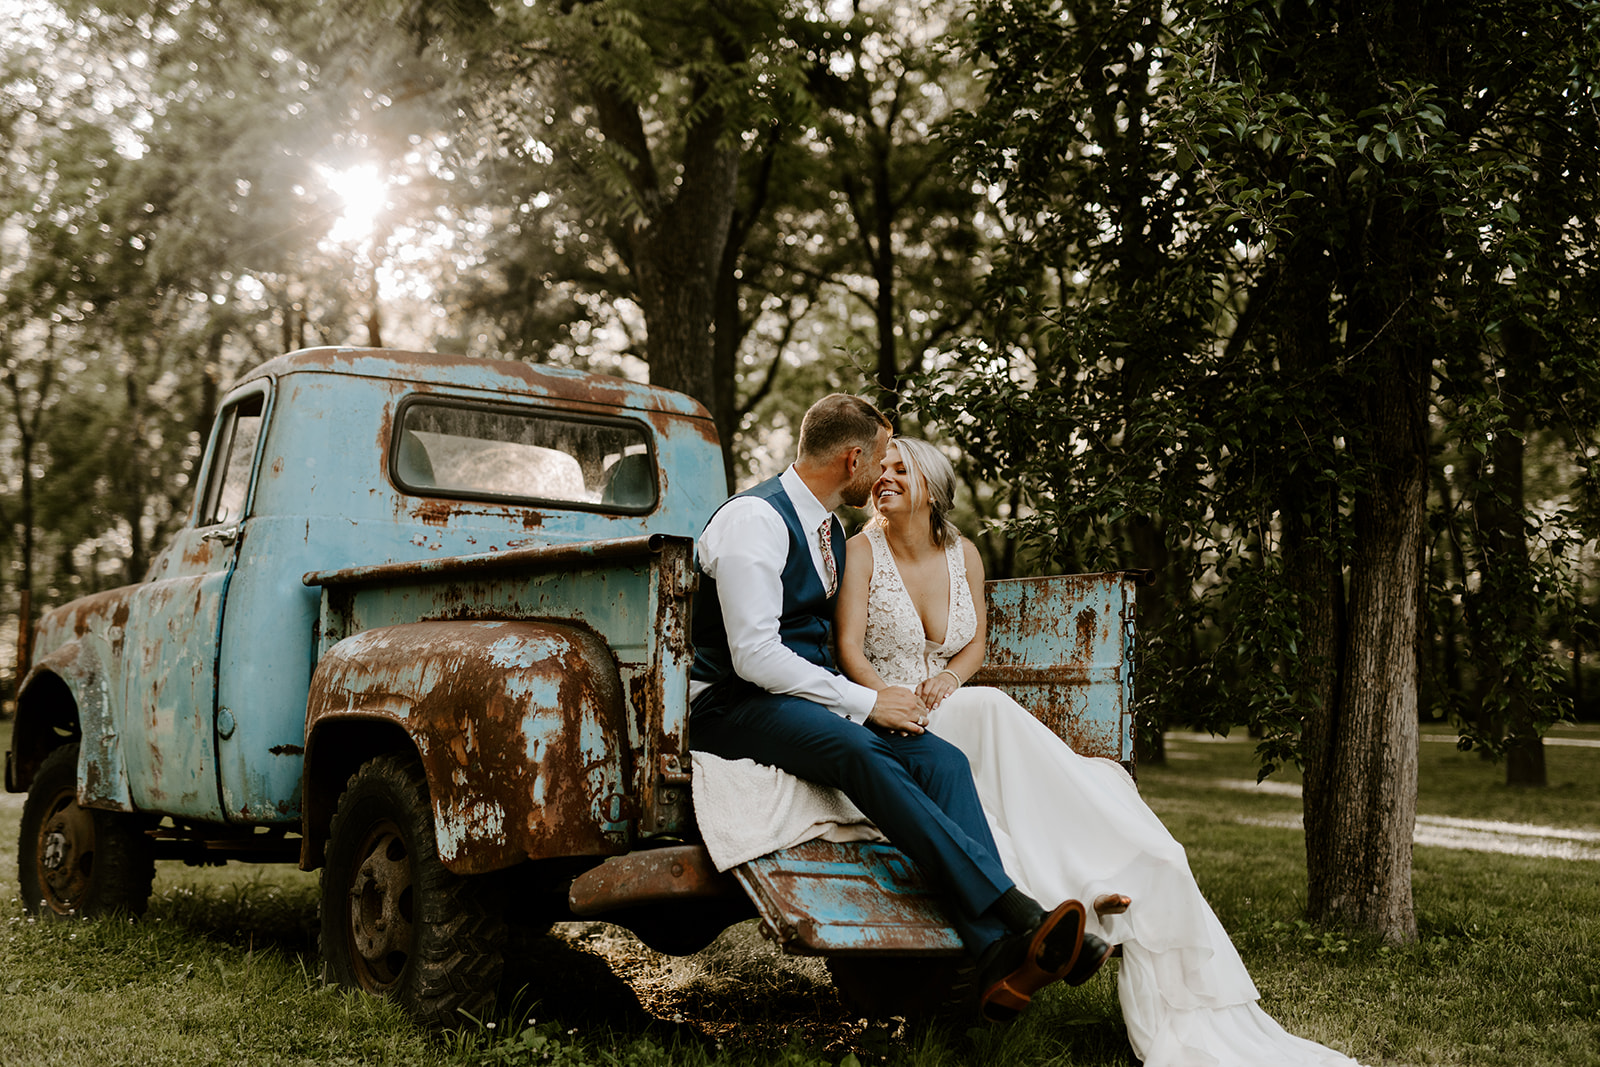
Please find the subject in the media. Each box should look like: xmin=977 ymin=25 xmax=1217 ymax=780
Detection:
xmin=2 ymin=718 xmax=1598 ymax=1066
xmin=1139 ymin=724 xmax=1600 ymax=1067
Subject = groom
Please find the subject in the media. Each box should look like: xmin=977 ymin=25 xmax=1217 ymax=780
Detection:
xmin=688 ymin=393 xmax=1109 ymax=1020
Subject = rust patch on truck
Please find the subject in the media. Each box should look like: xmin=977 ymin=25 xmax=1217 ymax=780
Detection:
xmin=180 ymin=537 xmax=216 ymax=568
xmin=38 ymin=586 xmax=137 ymax=642
xmin=1075 ymin=606 xmax=1101 ymax=660
xmin=970 ymin=572 xmax=1138 ymax=763
xmin=241 ymin=348 xmax=715 ymax=422
xmin=568 ymin=844 xmax=740 ymax=915
xmin=305 ymin=619 xmax=632 ymax=876
xmin=647 ymin=406 xmax=721 ymax=449
xmin=408 ymin=498 xmax=461 ymax=527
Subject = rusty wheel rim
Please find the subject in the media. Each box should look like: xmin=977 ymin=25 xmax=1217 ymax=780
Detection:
xmin=346 ymin=820 xmax=414 ymax=991
xmin=36 ymin=786 xmax=95 ymax=915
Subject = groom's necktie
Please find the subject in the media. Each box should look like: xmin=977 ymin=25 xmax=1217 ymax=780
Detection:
xmin=818 ymin=517 xmax=838 ymax=597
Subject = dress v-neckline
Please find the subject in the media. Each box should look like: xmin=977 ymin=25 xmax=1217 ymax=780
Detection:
xmin=880 ymin=531 xmax=955 ymax=649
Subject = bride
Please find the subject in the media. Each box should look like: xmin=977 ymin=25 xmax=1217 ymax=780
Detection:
xmin=834 ymin=435 xmax=1362 ymax=1067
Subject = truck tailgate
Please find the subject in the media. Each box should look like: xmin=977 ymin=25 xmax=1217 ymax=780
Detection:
xmin=732 ymin=571 xmax=1141 ymax=955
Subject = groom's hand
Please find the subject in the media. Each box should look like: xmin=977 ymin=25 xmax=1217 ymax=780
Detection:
xmin=869 ymin=686 xmax=929 ymax=734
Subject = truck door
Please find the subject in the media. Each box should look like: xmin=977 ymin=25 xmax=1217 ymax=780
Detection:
xmin=120 ymin=386 xmax=269 ymax=819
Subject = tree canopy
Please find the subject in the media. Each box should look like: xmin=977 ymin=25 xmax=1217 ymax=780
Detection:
xmin=3 ymin=0 xmax=1599 ymax=944
xmin=917 ymin=0 xmax=1600 ymax=940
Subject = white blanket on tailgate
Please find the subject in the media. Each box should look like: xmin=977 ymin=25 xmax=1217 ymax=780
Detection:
xmin=689 ymin=750 xmax=885 ymax=871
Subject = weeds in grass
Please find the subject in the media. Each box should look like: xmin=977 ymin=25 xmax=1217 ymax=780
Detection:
xmin=1268 ymin=918 xmax=1357 ymax=957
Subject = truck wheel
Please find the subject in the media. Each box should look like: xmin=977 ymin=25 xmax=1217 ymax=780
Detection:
xmin=18 ymin=743 xmax=155 ymax=919
xmin=320 ymin=752 xmax=506 ymax=1027
xmin=828 ymin=956 xmax=978 ymax=1022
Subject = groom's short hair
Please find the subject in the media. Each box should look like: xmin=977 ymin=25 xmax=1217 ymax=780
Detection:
xmin=798 ymin=394 xmax=891 ymax=461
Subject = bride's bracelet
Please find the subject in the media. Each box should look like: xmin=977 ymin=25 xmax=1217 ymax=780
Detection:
xmin=935 ymin=669 xmax=962 ymax=688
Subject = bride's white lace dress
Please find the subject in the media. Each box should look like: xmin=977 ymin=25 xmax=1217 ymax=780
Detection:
xmin=861 ymin=525 xmax=1360 ymax=1066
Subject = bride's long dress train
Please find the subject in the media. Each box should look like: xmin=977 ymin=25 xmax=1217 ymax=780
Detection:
xmin=860 ymin=525 xmax=1360 ymax=1066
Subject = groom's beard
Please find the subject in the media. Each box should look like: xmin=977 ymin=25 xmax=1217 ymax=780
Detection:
xmin=841 ymin=465 xmax=877 ymax=509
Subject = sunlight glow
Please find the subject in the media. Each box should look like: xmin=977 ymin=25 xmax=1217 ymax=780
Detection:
xmin=322 ymin=164 xmax=389 ymax=244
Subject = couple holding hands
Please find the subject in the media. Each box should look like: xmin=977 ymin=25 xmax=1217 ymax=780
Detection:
xmin=687 ymin=394 xmax=1361 ymax=1066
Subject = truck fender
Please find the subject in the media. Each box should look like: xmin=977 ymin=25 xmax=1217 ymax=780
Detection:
xmin=7 ymin=642 xmax=131 ymax=810
xmin=302 ymin=619 xmax=631 ymax=875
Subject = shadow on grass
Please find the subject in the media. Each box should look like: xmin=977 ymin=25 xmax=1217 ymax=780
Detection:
xmin=146 ymin=870 xmax=322 ymax=959
xmin=141 ymin=874 xmax=883 ymax=1054
xmin=525 ymin=921 xmax=864 ymax=1053
xmin=138 ymin=870 xmax=1149 ymax=1063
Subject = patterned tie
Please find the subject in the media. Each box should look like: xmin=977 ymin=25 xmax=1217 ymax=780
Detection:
xmin=818 ymin=517 xmax=839 ymax=597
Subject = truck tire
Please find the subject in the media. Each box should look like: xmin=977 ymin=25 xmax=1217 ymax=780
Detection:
xmin=320 ymin=752 xmax=506 ymax=1027
xmin=18 ymin=743 xmax=155 ymax=919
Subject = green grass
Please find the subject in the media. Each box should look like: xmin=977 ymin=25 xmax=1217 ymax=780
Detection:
xmin=1147 ymin=722 xmax=1600 ymax=829
xmin=2 ymin=718 xmax=1598 ymax=1066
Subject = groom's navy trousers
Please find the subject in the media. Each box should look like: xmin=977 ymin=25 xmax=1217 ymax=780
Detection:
xmin=691 ymin=679 xmax=1013 ymax=952
xmin=689 ymin=474 xmax=1012 ymax=954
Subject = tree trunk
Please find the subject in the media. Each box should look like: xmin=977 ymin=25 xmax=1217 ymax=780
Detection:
xmin=1270 ymin=244 xmax=1348 ymax=869
xmin=1485 ymin=322 xmax=1546 ymax=788
xmin=605 ymin=90 xmax=737 ymax=465
xmin=1480 ymin=415 xmax=1545 ymax=786
xmin=711 ymin=224 xmax=742 ymax=492
xmin=122 ymin=369 xmax=150 ymax=584
xmin=870 ymin=138 xmax=898 ymax=419
xmin=1129 ymin=514 xmax=1170 ymax=766
xmin=631 ymin=185 xmax=731 ymax=419
xmin=1303 ymin=334 xmax=1425 ymax=943
xmin=5 ymin=376 xmax=40 ymax=666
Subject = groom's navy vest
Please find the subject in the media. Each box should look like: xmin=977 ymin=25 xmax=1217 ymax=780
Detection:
xmin=690 ymin=475 xmax=846 ymax=687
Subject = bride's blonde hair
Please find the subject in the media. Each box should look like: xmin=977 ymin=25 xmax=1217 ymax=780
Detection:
xmin=876 ymin=435 xmax=960 ymax=548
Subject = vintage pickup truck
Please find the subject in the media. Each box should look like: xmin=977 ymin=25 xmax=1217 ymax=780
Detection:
xmin=6 ymin=347 xmax=1139 ymax=1025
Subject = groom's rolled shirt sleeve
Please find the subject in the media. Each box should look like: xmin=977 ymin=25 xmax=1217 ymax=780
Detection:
xmin=699 ymin=499 xmax=878 ymax=724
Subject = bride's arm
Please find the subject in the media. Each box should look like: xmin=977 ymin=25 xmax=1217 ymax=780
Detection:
xmin=918 ymin=539 xmax=990 ymax=706
xmin=836 ymin=532 xmax=892 ymax=691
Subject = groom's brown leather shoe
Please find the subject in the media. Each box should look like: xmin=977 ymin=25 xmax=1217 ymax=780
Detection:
xmin=978 ymin=898 xmax=1105 ymax=1022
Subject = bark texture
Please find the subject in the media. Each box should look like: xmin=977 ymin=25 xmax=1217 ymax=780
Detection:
xmin=1301 ymin=257 xmax=1427 ymax=942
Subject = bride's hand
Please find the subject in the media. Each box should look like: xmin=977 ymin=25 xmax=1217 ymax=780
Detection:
xmin=868 ymin=685 xmax=928 ymax=734
xmin=917 ymin=670 xmax=960 ymax=709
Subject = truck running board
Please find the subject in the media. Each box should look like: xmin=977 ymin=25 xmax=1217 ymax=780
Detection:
xmin=732 ymin=840 xmax=965 ymax=956
xmin=566 ymin=839 xmax=965 ymax=958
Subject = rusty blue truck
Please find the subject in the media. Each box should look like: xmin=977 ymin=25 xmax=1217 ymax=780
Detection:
xmin=5 ymin=347 xmax=1139 ymax=1025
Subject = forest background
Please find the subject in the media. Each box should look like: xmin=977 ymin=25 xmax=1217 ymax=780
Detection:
xmin=2 ymin=0 xmax=1598 ymax=943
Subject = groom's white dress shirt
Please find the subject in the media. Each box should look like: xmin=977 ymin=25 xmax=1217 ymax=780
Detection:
xmin=689 ymin=465 xmax=878 ymax=724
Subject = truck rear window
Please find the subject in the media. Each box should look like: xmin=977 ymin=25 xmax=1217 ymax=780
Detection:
xmin=392 ymin=398 xmax=657 ymax=512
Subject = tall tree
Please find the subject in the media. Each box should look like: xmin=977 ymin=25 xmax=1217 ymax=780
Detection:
xmin=930 ymin=0 xmax=1600 ymax=941
xmin=376 ymin=0 xmax=995 ymax=483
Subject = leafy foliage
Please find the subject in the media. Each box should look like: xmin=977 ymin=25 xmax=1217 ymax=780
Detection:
xmin=0 ymin=1 xmax=446 ymax=694
xmin=918 ymin=0 xmax=1600 ymax=936
xmin=922 ymin=0 xmax=1600 ymax=759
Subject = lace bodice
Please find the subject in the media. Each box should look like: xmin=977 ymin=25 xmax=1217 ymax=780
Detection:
xmin=862 ymin=524 xmax=978 ymax=688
